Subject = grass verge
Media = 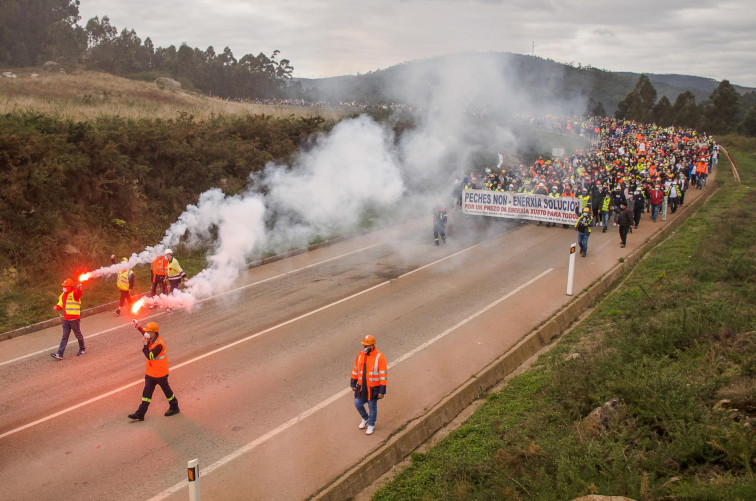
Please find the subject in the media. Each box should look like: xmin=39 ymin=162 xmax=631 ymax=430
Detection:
xmin=373 ymin=145 xmax=756 ymax=500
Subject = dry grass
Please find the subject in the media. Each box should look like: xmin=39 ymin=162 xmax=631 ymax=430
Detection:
xmin=0 ymin=69 xmax=348 ymax=121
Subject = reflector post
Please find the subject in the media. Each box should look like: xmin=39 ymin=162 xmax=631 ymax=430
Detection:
xmin=188 ymin=458 xmax=200 ymax=501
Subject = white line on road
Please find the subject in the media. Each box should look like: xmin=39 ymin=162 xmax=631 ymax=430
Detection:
xmin=0 ymin=243 xmax=384 ymax=368
xmin=147 ymin=267 xmax=553 ymax=501
xmin=0 ymin=244 xmax=478 ymax=440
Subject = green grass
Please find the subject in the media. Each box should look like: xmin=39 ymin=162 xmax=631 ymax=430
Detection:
xmin=373 ymin=144 xmax=756 ymax=500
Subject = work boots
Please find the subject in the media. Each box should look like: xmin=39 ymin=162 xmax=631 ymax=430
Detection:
xmin=127 ymin=413 xmax=144 ymax=421
xmin=164 ymin=407 xmax=180 ymax=417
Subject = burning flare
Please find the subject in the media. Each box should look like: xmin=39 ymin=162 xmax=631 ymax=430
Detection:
xmin=131 ymin=297 xmax=146 ymax=316
xmin=78 ymin=272 xmax=91 ymax=282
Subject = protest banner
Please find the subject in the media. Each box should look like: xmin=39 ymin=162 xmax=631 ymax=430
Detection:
xmin=462 ymin=189 xmax=581 ymax=225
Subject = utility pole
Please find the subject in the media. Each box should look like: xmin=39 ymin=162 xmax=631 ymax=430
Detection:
xmin=532 ymin=41 xmax=534 ymax=56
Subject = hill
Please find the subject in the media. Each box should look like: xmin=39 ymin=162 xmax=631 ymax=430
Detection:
xmin=296 ymin=52 xmax=756 ymax=113
xmin=0 ymin=69 xmax=350 ymax=122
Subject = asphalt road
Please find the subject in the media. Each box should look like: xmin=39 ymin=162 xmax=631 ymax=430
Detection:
xmin=0 ymin=185 xmax=709 ymax=500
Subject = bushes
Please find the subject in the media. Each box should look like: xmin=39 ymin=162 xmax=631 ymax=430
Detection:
xmin=0 ymin=110 xmax=331 ymax=331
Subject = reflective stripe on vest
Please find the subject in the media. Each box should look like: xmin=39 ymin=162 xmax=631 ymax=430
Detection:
xmin=146 ymin=336 xmax=169 ymax=377
xmin=151 ymin=257 xmax=168 ymax=276
xmin=58 ymin=291 xmax=81 ymax=316
xmin=117 ymin=270 xmax=132 ymax=291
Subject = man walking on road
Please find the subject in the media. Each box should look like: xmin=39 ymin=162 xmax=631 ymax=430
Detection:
xmin=128 ymin=320 xmax=180 ymax=421
xmin=575 ymin=207 xmax=593 ymax=257
xmin=51 ymin=278 xmax=86 ymax=360
xmin=149 ymin=252 xmax=169 ymax=308
xmin=432 ymin=199 xmax=448 ymax=246
xmin=351 ymin=335 xmax=387 ymax=435
xmin=618 ymin=201 xmax=633 ymax=248
xmin=111 ymin=255 xmax=134 ymax=315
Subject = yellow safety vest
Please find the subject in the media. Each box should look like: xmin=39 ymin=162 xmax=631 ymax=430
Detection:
xmin=117 ymin=269 xmax=133 ymax=291
xmin=57 ymin=291 xmax=81 ymax=317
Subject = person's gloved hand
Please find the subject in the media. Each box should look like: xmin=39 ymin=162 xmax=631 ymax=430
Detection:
xmin=132 ymin=319 xmax=139 ymax=329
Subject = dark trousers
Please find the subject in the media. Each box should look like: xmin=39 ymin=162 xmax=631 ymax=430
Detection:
xmin=168 ymin=279 xmax=181 ymax=293
xmin=633 ymin=208 xmax=643 ymax=228
xmin=150 ymin=275 xmax=168 ymax=297
xmin=136 ymin=374 xmax=178 ymax=416
xmin=433 ymin=223 xmax=446 ymax=244
xmin=57 ymin=318 xmax=85 ymax=355
xmin=619 ymin=225 xmax=630 ymax=245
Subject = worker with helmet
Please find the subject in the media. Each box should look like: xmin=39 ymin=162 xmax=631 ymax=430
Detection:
xmin=164 ymin=249 xmax=188 ymax=296
xmin=575 ymin=207 xmax=593 ymax=257
xmin=111 ymin=254 xmax=134 ymax=315
xmin=128 ymin=320 xmax=180 ymax=421
xmin=350 ymin=335 xmax=387 ymax=435
xmin=51 ymin=278 xmax=86 ymax=360
xmin=431 ymin=199 xmax=448 ymax=246
xmin=148 ymin=251 xmax=170 ymax=308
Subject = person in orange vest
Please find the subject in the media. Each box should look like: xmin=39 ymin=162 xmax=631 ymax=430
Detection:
xmin=111 ymin=255 xmax=135 ymax=315
xmin=350 ymin=335 xmax=387 ymax=435
xmin=128 ymin=320 xmax=180 ymax=421
xmin=51 ymin=278 xmax=86 ymax=360
xmin=149 ymin=252 xmax=170 ymax=308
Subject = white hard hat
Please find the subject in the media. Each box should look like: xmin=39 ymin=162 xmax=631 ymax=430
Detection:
xmin=164 ymin=249 xmax=173 ymax=255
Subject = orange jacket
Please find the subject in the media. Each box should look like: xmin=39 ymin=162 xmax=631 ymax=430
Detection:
xmin=350 ymin=348 xmax=387 ymax=400
xmin=151 ymin=256 xmax=169 ymax=279
xmin=144 ymin=335 xmax=169 ymax=378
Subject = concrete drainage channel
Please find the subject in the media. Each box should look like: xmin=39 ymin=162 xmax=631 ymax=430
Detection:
xmin=311 ymin=184 xmax=719 ymax=501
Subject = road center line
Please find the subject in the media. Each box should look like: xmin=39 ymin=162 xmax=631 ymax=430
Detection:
xmin=0 ymin=243 xmax=384 ymax=368
xmin=147 ymin=267 xmax=553 ymax=501
xmin=0 ymin=243 xmax=478 ymax=440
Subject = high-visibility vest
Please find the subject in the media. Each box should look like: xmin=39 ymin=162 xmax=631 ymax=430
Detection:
xmin=351 ymin=349 xmax=387 ymax=397
xmin=117 ymin=269 xmax=133 ymax=291
xmin=166 ymin=259 xmax=184 ymax=281
xmin=57 ymin=291 xmax=81 ymax=317
xmin=151 ymin=256 xmax=168 ymax=276
xmin=145 ymin=335 xmax=169 ymax=378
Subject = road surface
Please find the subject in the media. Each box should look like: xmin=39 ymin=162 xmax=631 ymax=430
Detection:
xmin=0 ymin=185 xmax=709 ymax=500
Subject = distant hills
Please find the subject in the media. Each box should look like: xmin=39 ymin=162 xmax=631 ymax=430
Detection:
xmin=296 ymin=52 xmax=755 ymax=114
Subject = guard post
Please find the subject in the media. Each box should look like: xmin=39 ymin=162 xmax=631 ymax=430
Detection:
xmin=566 ymin=243 xmax=576 ymax=296
xmin=188 ymin=458 xmax=200 ymax=501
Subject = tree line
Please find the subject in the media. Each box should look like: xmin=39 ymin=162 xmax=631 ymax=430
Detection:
xmin=0 ymin=0 xmax=296 ymax=99
xmin=602 ymin=75 xmax=756 ymax=137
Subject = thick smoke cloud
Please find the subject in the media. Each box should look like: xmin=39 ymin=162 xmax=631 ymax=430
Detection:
xmin=85 ymin=54 xmax=580 ymax=311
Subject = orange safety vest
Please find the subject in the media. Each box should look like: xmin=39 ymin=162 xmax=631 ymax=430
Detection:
xmin=351 ymin=349 xmax=387 ymax=399
xmin=145 ymin=335 xmax=169 ymax=378
xmin=151 ymin=256 xmax=168 ymax=277
xmin=57 ymin=290 xmax=81 ymax=318
xmin=117 ymin=269 xmax=133 ymax=291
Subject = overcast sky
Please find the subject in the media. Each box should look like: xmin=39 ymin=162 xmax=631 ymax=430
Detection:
xmin=77 ymin=0 xmax=756 ymax=88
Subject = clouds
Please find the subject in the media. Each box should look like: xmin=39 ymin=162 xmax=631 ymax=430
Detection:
xmin=78 ymin=0 xmax=755 ymax=86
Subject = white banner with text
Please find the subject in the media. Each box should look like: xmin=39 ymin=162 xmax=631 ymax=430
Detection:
xmin=462 ymin=189 xmax=581 ymax=224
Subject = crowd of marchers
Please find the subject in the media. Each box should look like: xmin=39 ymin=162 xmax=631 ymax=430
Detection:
xmin=451 ymin=117 xmax=718 ymax=243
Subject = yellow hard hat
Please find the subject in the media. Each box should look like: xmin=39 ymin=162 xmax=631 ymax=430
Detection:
xmin=361 ymin=335 xmax=376 ymax=346
xmin=144 ymin=322 xmax=159 ymax=333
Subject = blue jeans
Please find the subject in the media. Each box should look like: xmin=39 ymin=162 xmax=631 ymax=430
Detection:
xmin=651 ymin=204 xmax=660 ymax=221
xmin=354 ymin=395 xmax=378 ymax=426
xmin=577 ymin=232 xmax=590 ymax=255
xmin=58 ymin=318 xmax=85 ymax=355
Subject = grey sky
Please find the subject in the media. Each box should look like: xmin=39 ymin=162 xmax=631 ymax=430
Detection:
xmin=78 ymin=0 xmax=756 ymax=87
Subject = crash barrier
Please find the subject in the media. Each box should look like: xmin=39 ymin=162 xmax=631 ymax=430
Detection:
xmin=311 ymin=179 xmax=718 ymax=501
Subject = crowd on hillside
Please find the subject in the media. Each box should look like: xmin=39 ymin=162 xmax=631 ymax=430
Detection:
xmin=452 ymin=117 xmax=718 ymax=228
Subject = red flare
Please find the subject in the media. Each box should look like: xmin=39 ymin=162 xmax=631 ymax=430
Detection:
xmin=78 ymin=272 xmax=91 ymax=282
xmin=131 ymin=298 xmax=146 ymax=316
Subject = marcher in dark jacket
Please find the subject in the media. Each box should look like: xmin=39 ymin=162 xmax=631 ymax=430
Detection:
xmin=618 ymin=202 xmax=633 ymax=248
xmin=632 ymin=189 xmax=645 ymax=229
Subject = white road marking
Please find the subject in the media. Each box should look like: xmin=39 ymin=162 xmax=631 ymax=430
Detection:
xmin=0 ymin=243 xmax=384 ymax=368
xmin=147 ymin=267 xmax=553 ymax=501
xmin=0 ymin=243 xmax=477 ymax=440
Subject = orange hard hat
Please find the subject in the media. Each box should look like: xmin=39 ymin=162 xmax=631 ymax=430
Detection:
xmin=361 ymin=335 xmax=376 ymax=346
xmin=144 ymin=322 xmax=159 ymax=333
xmin=61 ymin=278 xmax=75 ymax=287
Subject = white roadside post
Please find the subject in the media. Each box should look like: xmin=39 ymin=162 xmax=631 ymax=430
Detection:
xmin=566 ymin=243 xmax=576 ymax=296
xmin=188 ymin=458 xmax=200 ymax=501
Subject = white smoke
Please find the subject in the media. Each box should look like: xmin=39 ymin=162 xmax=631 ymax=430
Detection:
xmin=82 ymin=52 xmax=583 ymax=313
